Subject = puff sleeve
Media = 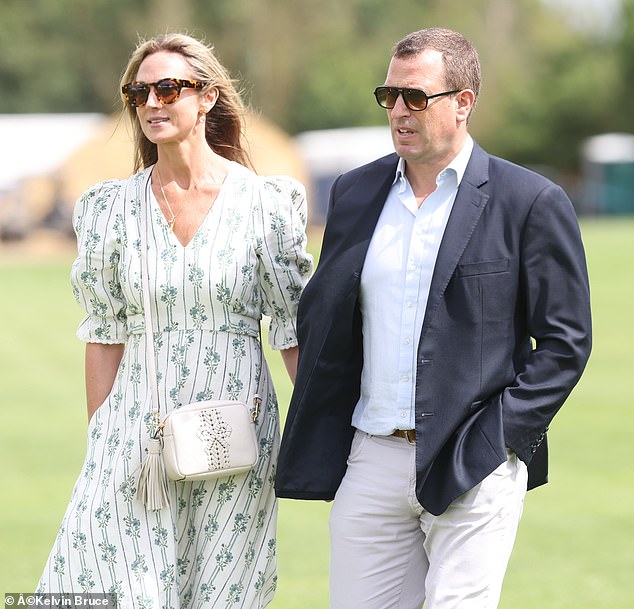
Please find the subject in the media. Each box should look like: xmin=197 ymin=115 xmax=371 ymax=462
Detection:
xmin=70 ymin=180 xmax=128 ymax=344
xmin=256 ymin=177 xmax=314 ymax=350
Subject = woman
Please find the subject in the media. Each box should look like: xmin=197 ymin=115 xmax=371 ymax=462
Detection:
xmin=37 ymin=33 xmax=313 ymax=608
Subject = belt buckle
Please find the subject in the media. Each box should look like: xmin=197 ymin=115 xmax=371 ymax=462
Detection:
xmin=393 ymin=429 xmax=415 ymax=444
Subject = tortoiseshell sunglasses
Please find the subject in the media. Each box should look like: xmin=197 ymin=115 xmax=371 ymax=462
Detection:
xmin=121 ymin=78 xmax=208 ymax=107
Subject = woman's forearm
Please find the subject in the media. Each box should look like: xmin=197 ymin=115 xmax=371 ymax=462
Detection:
xmin=85 ymin=342 xmax=125 ymax=422
xmin=280 ymin=346 xmax=299 ymax=384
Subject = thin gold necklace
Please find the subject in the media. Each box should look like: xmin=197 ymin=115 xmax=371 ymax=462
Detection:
xmin=155 ymin=166 xmax=177 ymax=231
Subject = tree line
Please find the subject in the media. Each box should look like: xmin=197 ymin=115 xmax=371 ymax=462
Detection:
xmin=1 ymin=0 xmax=632 ymax=172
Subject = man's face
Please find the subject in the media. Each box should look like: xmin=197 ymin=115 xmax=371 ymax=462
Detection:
xmin=384 ymin=50 xmax=465 ymax=169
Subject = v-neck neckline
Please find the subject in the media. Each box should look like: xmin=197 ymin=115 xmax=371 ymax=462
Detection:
xmin=148 ymin=162 xmax=234 ymax=248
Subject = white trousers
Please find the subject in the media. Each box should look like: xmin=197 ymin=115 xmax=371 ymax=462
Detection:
xmin=330 ymin=430 xmax=528 ymax=609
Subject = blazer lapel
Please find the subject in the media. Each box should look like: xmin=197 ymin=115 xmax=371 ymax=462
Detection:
xmin=322 ymin=154 xmax=398 ymax=277
xmin=420 ymin=144 xmax=491 ymax=342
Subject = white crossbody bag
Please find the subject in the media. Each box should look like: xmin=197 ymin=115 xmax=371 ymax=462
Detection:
xmin=137 ymin=180 xmax=260 ymax=510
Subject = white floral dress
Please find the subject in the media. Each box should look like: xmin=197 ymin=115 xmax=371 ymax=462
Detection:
xmin=37 ymin=163 xmax=313 ymax=609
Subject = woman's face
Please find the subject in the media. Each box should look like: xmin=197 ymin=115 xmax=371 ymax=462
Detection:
xmin=133 ymin=51 xmax=212 ymax=147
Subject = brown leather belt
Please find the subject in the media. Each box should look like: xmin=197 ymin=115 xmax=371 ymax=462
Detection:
xmin=391 ymin=429 xmax=416 ymax=444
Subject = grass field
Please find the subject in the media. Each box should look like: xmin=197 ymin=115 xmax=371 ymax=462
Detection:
xmin=1 ymin=216 xmax=633 ymax=608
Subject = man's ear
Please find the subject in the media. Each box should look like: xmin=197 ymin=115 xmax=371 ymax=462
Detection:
xmin=455 ymin=89 xmax=475 ymax=124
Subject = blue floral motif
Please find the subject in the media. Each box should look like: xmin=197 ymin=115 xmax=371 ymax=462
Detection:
xmin=91 ymin=300 xmax=109 ymax=317
xmin=273 ymin=304 xmax=287 ymax=326
xmin=122 ymin=438 xmax=134 ymax=461
xmin=77 ymin=568 xmax=95 ymax=592
xmin=269 ymin=211 xmax=286 ymax=234
xmin=274 ymin=252 xmax=290 ymax=268
xmin=130 ymin=363 xmax=142 ymax=385
xmin=177 ymin=556 xmax=190 ymax=577
xmin=161 ymin=245 xmax=178 ymax=266
xmin=241 ymin=264 xmax=253 ymax=282
xmin=161 ymin=284 xmax=178 ymax=307
xmin=98 ymin=542 xmax=117 ymax=565
xmin=248 ymin=475 xmax=264 ymax=499
xmin=204 ymin=515 xmax=219 ymax=539
xmin=267 ymin=538 xmax=276 ymax=559
xmin=199 ymin=582 xmax=215 ymax=602
xmin=106 ymin=429 xmax=120 ymax=456
xmin=184 ymin=521 xmax=196 ymax=544
xmin=81 ymin=268 xmax=98 ymax=288
xmin=160 ymin=564 xmax=175 ymax=588
xmin=232 ymin=513 xmax=250 ymax=534
xmin=286 ymin=281 xmax=303 ymax=302
xmin=190 ymin=302 xmax=208 ymax=328
xmin=118 ymin=475 xmax=136 ymax=502
xmin=152 ymin=525 xmax=168 ymax=548
xmin=203 ymin=347 xmax=220 ymax=372
xmin=232 ymin=336 xmax=246 ymax=359
xmin=298 ymin=258 xmax=313 ymax=275
xmin=226 ymin=373 xmax=244 ymax=399
xmin=217 ymin=246 xmax=236 ymax=266
xmin=226 ymin=582 xmax=243 ymax=604
xmin=244 ymin=542 xmax=255 ymax=567
xmin=93 ymin=322 xmax=111 ymax=340
xmin=52 ymin=554 xmax=65 ymax=575
xmin=124 ymin=515 xmax=141 ymax=539
xmin=218 ymin=479 xmax=237 ymax=504
xmin=84 ymin=230 xmax=102 ymax=254
xmin=100 ymin=468 xmax=112 ymax=488
xmin=128 ymin=400 xmax=140 ymax=422
xmin=254 ymin=570 xmax=267 ymax=591
xmin=95 ymin=503 xmax=111 ymax=528
xmin=188 ymin=264 xmax=205 ymax=288
xmin=216 ymin=282 xmax=231 ymax=304
xmin=72 ymin=531 xmax=87 ymax=552
xmin=191 ymin=487 xmax=207 ymax=508
xmin=256 ymin=509 xmax=267 ymax=530
xmin=131 ymin=555 xmax=148 ymax=579
xmin=259 ymin=436 xmax=275 ymax=457
xmin=216 ymin=544 xmax=234 ymax=570
xmin=262 ymin=271 xmax=274 ymax=289
xmin=134 ymin=596 xmax=154 ymax=609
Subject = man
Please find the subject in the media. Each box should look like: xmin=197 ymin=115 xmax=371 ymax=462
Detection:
xmin=275 ymin=28 xmax=592 ymax=609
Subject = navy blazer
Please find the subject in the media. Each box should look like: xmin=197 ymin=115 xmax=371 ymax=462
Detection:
xmin=275 ymin=143 xmax=592 ymax=516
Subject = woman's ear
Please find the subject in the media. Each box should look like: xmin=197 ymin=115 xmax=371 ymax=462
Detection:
xmin=201 ymin=86 xmax=220 ymax=114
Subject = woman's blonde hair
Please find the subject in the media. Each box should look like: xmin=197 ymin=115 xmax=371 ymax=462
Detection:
xmin=120 ymin=33 xmax=250 ymax=171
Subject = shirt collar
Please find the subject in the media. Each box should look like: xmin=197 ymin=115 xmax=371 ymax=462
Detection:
xmin=393 ymin=135 xmax=474 ymax=187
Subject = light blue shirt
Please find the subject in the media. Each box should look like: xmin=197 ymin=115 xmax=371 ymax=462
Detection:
xmin=351 ymin=137 xmax=474 ymax=435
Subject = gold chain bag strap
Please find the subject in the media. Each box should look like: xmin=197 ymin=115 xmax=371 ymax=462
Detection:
xmin=137 ymin=171 xmax=261 ymax=510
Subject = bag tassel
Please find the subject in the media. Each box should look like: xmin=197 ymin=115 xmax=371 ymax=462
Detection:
xmin=138 ymin=437 xmax=169 ymax=510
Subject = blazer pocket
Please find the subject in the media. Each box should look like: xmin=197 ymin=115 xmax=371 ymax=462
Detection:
xmin=456 ymin=258 xmax=509 ymax=278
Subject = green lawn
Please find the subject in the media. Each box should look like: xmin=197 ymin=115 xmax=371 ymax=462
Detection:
xmin=1 ymin=216 xmax=633 ymax=608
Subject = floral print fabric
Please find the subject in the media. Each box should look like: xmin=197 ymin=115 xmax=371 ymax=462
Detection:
xmin=37 ymin=163 xmax=313 ymax=609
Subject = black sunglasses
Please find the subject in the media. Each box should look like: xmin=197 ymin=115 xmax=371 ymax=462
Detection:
xmin=121 ymin=78 xmax=208 ymax=107
xmin=374 ymin=86 xmax=461 ymax=111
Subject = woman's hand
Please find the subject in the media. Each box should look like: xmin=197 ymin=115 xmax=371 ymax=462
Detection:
xmin=85 ymin=343 xmax=125 ymax=422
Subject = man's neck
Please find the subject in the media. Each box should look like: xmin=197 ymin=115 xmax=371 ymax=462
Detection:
xmin=404 ymin=134 xmax=469 ymax=198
